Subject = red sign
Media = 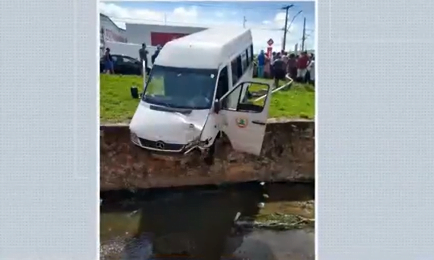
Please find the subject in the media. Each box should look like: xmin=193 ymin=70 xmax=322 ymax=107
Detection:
xmin=267 ymin=38 xmax=274 ymax=46
xmin=150 ymin=32 xmax=189 ymax=46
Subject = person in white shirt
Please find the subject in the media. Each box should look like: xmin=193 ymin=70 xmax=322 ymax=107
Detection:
xmin=307 ymin=54 xmax=315 ymax=85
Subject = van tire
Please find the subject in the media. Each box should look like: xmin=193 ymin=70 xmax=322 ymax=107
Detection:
xmin=204 ymin=141 xmax=215 ymax=165
xmin=203 ymin=133 xmax=220 ymax=165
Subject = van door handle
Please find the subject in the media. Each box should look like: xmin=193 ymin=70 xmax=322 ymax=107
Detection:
xmin=252 ymin=120 xmax=266 ymax=125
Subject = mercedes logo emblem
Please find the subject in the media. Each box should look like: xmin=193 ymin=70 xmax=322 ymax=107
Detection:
xmin=155 ymin=141 xmax=165 ymax=149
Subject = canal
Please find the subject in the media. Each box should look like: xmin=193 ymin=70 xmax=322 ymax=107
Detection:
xmin=100 ymin=182 xmax=315 ymax=260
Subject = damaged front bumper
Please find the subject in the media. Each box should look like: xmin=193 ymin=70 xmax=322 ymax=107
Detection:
xmin=130 ymin=132 xmax=212 ymax=155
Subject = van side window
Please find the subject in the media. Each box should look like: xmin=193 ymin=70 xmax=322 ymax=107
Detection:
xmin=241 ymin=51 xmax=248 ymax=71
xmin=231 ymin=57 xmax=242 ymax=85
xmin=216 ymin=66 xmax=229 ymax=100
xmin=237 ymin=56 xmax=242 ymax=75
xmin=230 ymin=44 xmax=253 ymax=85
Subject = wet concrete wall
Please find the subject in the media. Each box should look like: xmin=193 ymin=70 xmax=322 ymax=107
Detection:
xmin=100 ymin=119 xmax=314 ymax=190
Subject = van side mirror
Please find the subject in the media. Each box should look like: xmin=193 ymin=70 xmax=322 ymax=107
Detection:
xmin=213 ymin=100 xmax=220 ymax=113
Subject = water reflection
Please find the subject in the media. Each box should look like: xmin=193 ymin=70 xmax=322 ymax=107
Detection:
xmin=100 ymin=182 xmax=314 ymax=260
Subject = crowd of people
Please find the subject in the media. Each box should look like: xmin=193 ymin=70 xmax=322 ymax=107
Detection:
xmin=102 ymin=42 xmax=315 ymax=89
xmin=256 ymin=50 xmax=315 ymax=87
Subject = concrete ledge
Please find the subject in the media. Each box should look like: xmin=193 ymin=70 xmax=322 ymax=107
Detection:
xmin=100 ymin=119 xmax=314 ymax=190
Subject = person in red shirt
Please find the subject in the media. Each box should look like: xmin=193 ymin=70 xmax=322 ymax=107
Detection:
xmin=296 ymin=51 xmax=309 ymax=82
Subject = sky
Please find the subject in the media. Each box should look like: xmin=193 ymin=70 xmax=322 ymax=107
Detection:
xmin=100 ymin=1 xmax=315 ymax=53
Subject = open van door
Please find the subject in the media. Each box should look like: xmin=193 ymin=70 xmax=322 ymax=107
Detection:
xmin=217 ymin=81 xmax=272 ymax=156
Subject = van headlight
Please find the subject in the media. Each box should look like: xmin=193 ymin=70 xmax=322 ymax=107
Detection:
xmin=130 ymin=132 xmax=140 ymax=144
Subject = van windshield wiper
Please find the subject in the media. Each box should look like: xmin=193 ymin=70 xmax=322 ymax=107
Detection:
xmin=143 ymin=95 xmax=175 ymax=108
xmin=149 ymin=104 xmax=192 ymax=114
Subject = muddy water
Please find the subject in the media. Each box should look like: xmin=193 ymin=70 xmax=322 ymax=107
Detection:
xmin=100 ymin=182 xmax=315 ymax=260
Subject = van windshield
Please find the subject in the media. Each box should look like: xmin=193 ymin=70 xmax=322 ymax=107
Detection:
xmin=142 ymin=65 xmax=218 ymax=109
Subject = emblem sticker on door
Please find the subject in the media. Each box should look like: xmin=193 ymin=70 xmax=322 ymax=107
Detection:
xmin=235 ymin=118 xmax=248 ymax=128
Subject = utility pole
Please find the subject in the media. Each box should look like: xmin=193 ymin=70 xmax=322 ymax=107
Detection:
xmin=243 ymin=16 xmax=247 ymax=28
xmin=301 ymin=17 xmax=306 ymax=52
xmin=281 ymin=4 xmax=293 ymax=52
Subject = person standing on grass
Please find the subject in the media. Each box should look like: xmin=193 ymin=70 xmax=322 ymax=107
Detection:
xmin=286 ymin=53 xmax=297 ymax=80
xmin=103 ymin=48 xmax=114 ymax=74
xmin=270 ymin=52 xmax=277 ymax=79
xmin=257 ymin=50 xmax=265 ymax=78
xmin=272 ymin=52 xmax=279 ymax=63
xmin=139 ymin=43 xmax=148 ymax=75
xmin=308 ymin=54 xmax=315 ymax=85
xmin=296 ymin=51 xmax=309 ymax=83
xmin=272 ymin=53 xmax=286 ymax=88
xmin=281 ymin=51 xmax=289 ymax=76
xmin=282 ymin=51 xmax=289 ymax=64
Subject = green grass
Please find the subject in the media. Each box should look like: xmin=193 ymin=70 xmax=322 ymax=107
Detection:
xmin=100 ymin=74 xmax=315 ymax=123
xmin=100 ymin=75 xmax=144 ymax=123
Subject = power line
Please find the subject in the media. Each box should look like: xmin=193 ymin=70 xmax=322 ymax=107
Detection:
xmin=101 ymin=2 xmax=308 ymax=33
xmin=107 ymin=15 xmax=282 ymax=31
xmin=154 ymin=2 xmax=286 ymax=11
xmin=286 ymin=10 xmax=302 ymax=32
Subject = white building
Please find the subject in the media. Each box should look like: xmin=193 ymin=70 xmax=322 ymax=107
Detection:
xmin=125 ymin=23 xmax=206 ymax=47
xmin=100 ymin=14 xmax=210 ymax=57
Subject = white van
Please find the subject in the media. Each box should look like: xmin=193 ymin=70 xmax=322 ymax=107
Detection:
xmin=129 ymin=27 xmax=273 ymax=157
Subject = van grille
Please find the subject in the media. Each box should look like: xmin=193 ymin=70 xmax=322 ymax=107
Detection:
xmin=138 ymin=138 xmax=184 ymax=151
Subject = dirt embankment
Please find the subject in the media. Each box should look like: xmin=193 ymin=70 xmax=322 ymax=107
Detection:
xmin=100 ymin=119 xmax=314 ymax=190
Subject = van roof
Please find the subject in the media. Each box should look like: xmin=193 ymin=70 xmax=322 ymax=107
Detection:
xmin=154 ymin=27 xmax=253 ymax=69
